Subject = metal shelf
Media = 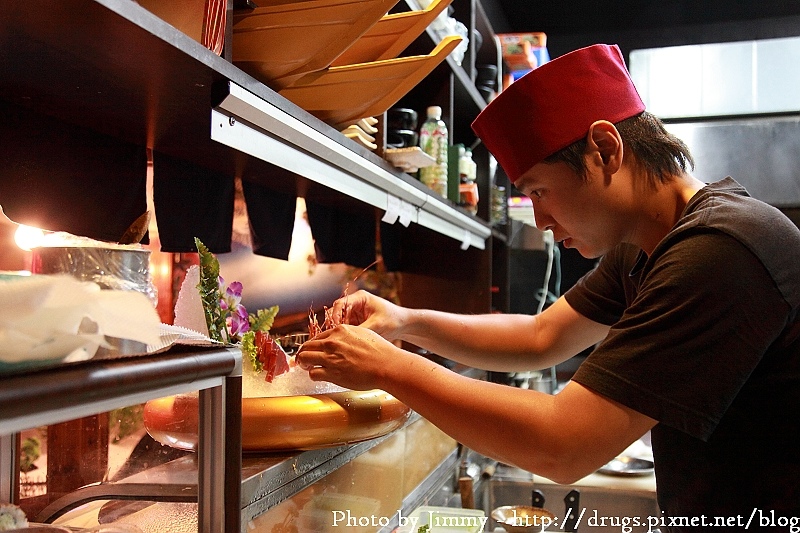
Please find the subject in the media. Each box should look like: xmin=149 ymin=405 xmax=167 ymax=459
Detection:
xmin=213 ymin=83 xmax=491 ymax=249
xmin=0 ymin=348 xmax=239 ymax=433
xmin=0 ymin=0 xmax=490 ymax=250
xmin=0 ymin=346 xmax=242 ymax=533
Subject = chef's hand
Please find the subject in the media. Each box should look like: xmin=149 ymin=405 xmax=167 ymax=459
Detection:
xmin=330 ymin=290 xmax=405 ymax=340
xmin=296 ymin=324 xmax=408 ymax=391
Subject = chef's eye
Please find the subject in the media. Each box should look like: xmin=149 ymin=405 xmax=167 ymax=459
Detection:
xmin=530 ymin=189 xmax=543 ymax=199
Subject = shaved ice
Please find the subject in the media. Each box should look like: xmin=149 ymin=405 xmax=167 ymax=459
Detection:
xmin=242 ymin=361 xmax=346 ymax=398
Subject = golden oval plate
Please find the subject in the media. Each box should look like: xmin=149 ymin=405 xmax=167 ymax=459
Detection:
xmin=143 ymin=389 xmax=411 ymax=452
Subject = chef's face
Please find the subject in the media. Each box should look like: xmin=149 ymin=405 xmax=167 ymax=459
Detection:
xmin=514 ymin=160 xmax=628 ymax=259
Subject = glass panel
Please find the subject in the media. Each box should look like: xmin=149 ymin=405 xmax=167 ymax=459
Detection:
xmin=16 ymin=405 xmax=194 ymax=530
xmin=630 ymin=36 xmax=800 ymax=118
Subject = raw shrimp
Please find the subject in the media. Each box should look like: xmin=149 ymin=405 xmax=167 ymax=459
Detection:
xmin=307 ymin=260 xmax=379 ymax=339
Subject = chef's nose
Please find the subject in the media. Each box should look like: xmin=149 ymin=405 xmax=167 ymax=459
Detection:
xmin=532 ymin=207 xmax=554 ymax=233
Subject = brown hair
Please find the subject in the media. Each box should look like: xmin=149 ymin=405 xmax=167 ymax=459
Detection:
xmin=543 ymin=111 xmax=695 ymax=186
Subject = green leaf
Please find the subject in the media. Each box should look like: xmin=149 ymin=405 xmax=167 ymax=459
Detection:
xmin=250 ymin=305 xmax=280 ymax=333
xmin=20 ymin=436 xmax=40 ymax=473
xmin=195 ymin=237 xmax=228 ymax=343
xmin=241 ymin=330 xmax=262 ymax=373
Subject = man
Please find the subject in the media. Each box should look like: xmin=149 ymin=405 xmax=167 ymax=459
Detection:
xmin=298 ymin=44 xmax=800 ymax=529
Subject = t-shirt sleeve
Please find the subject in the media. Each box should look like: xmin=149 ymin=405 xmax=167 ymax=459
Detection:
xmin=569 ymin=231 xmax=789 ymax=441
xmin=564 ymin=243 xmax=639 ymax=325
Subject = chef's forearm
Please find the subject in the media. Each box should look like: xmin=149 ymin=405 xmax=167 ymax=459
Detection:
xmin=378 ymin=356 xmax=632 ymax=483
xmin=396 ymin=298 xmax=606 ymax=371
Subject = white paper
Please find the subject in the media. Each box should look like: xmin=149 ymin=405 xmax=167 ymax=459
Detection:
xmin=173 ymin=265 xmax=209 ymax=337
xmin=0 ymin=274 xmax=161 ymax=364
xmin=460 ymin=229 xmax=471 ymax=250
xmin=399 ymin=200 xmax=414 ymax=227
xmin=147 ymin=323 xmax=220 ymax=354
xmin=381 ymin=195 xmax=401 ymax=225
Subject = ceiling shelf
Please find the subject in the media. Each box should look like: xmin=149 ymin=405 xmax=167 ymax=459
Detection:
xmin=0 ymin=0 xmax=490 ymax=249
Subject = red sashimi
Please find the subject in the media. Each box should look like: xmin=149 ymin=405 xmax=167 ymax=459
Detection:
xmin=255 ymin=331 xmax=290 ymax=382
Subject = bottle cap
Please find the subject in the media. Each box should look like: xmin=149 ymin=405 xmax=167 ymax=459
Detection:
xmin=426 ymin=106 xmax=442 ymax=119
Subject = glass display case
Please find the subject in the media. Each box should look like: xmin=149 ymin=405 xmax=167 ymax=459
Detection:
xmin=0 ymin=346 xmax=242 ymax=532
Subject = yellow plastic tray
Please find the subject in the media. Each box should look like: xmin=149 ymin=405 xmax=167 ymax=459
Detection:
xmin=279 ymin=35 xmax=462 ymax=127
xmin=232 ymin=0 xmax=399 ymax=90
xmin=332 ymin=0 xmax=453 ymax=66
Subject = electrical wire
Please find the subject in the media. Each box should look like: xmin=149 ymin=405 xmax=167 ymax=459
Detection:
xmin=535 ymin=232 xmax=563 ymax=391
xmin=534 ymin=245 xmax=561 ymax=309
xmin=536 ymin=231 xmax=555 ymax=314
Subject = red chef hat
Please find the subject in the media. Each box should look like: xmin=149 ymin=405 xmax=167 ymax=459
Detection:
xmin=471 ymin=44 xmax=645 ymax=184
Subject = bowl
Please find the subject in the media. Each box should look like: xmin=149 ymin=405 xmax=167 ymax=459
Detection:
xmin=387 ymin=108 xmax=419 ymax=130
xmin=386 ymin=129 xmax=418 ymax=148
xmin=137 ymin=0 xmax=226 ymax=55
xmin=331 ymin=0 xmax=452 ymax=66
xmin=476 ymin=64 xmax=498 ymax=88
xmin=31 ymin=246 xmax=152 ymax=293
xmin=491 ymin=505 xmax=556 ymax=533
xmin=477 ymin=85 xmax=495 ymax=104
xmin=597 ymin=455 xmax=655 ymax=476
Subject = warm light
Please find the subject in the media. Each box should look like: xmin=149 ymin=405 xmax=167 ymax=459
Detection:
xmin=14 ymin=225 xmax=45 ymax=251
xmin=287 ymin=197 xmax=316 ymax=263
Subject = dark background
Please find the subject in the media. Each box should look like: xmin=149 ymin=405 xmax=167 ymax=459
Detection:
xmin=485 ymin=1 xmax=800 ymax=58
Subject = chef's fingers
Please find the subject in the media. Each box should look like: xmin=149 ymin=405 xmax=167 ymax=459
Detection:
xmin=306 ymin=365 xmax=333 ymax=383
xmin=296 ymin=343 xmax=351 ymax=387
xmin=295 ymin=344 xmax=322 ymax=370
xmin=331 ymin=289 xmax=376 ymax=326
xmin=297 ymin=325 xmax=389 ymax=391
xmin=296 ymin=329 xmax=336 ymax=368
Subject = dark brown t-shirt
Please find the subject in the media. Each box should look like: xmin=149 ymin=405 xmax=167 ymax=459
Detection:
xmin=565 ymin=178 xmax=800 ymax=529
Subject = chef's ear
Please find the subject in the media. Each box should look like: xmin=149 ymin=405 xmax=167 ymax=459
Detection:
xmin=585 ymin=120 xmax=623 ymax=174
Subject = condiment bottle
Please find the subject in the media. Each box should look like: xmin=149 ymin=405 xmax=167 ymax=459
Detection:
xmin=418 ymin=106 xmax=449 ymax=197
xmin=459 ymin=147 xmax=479 ymax=215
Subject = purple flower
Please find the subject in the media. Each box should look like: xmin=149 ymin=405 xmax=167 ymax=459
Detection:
xmin=218 ymin=276 xmax=229 ymax=311
xmin=226 ymin=281 xmax=244 ymax=299
xmin=228 ymin=303 xmax=250 ymax=337
xmin=218 ymin=277 xmax=249 ymax=340
xmin=219 ymin=278 xmax=243 ymax=312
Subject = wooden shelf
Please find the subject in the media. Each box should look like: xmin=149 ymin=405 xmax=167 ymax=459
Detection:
xmin=0 ymin=0 xmax=490 ymax=249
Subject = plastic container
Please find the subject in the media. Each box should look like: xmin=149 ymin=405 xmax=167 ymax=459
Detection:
xmin=418 ymin=106 xmax=449 ymax=197
xmin=459 ymin=147 xmax=479 ymax=214
xmin=31 ymin=246 xmax=154 ymax=298
xmin=30 ymin=243 xmax=158 ymax=356
xmin=491 ymin=185 xmax=508 ymax=226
